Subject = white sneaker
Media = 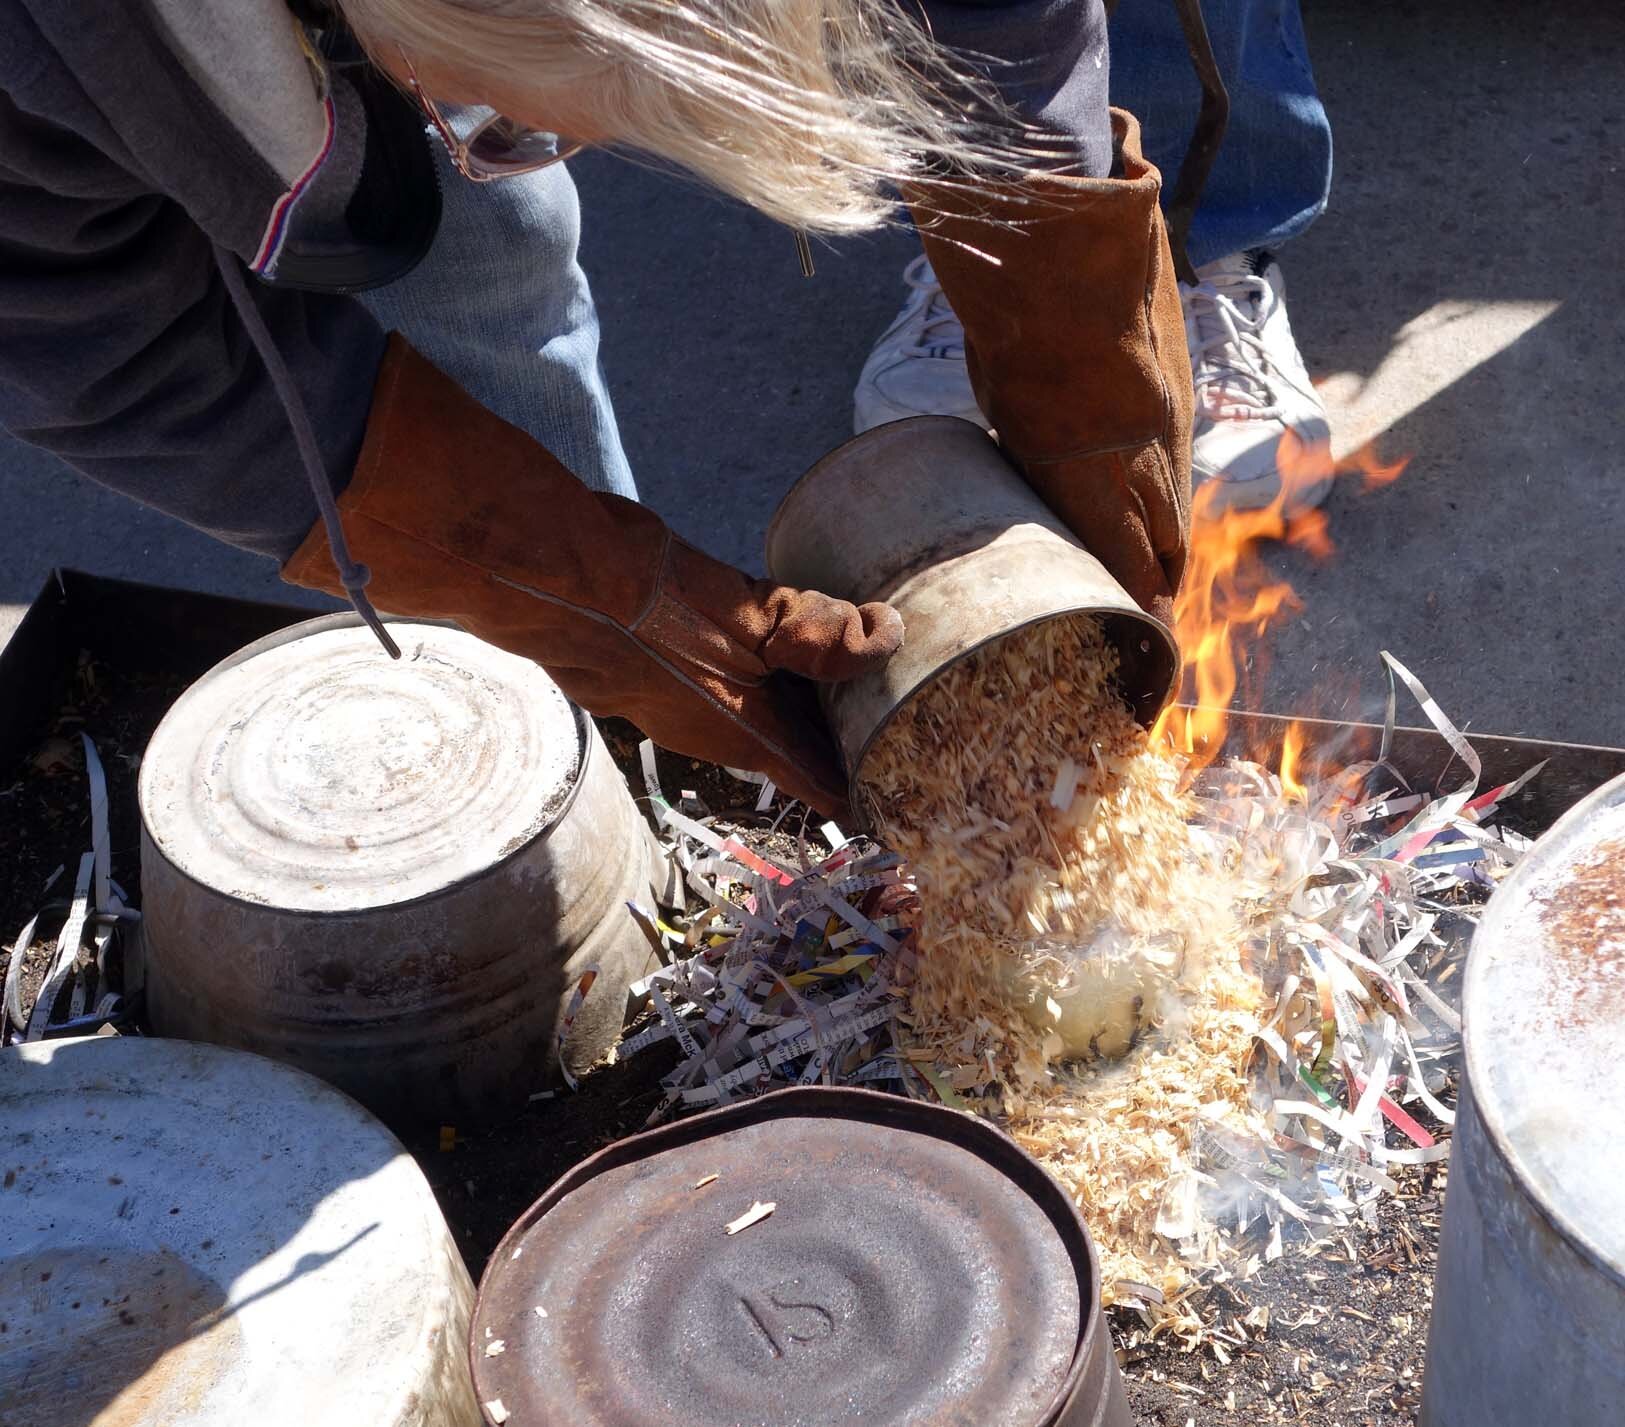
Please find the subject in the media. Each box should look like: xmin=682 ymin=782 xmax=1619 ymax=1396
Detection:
xmin=853 ymin=254 xmax=989 ymax=432
xmin=1182 ymin=251 xmax=1332 ymax=513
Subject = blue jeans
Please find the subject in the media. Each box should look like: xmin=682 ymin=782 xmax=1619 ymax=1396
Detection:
xmin=923 ymin=0 xmax=1332 ymax=264
xmin=1111 ymin=0 xmax=1332 ymax=265
xmin=360 ymin=123 xmax=637 ymax=499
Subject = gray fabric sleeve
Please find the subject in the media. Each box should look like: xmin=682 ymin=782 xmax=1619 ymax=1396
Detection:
xmin=0 ymin=86 xmax=386 ymax=563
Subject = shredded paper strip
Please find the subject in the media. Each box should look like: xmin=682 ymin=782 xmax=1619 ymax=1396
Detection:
xmin=2 ymin=736 xmax=134 ymax=1045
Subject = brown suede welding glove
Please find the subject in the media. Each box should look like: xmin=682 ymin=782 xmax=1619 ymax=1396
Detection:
xmin=283 ymin=336 xmax=902 ymax=818
xmin=906 ymin=109 xmax=1192 ymax=630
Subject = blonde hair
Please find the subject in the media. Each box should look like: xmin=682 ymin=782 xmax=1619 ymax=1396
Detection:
xmin=340 ymin=0 xmax=1039 ymax=234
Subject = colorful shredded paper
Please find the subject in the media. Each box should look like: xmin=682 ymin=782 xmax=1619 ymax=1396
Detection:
xmin=618 ymin=644 xmax=1539 ymax=1326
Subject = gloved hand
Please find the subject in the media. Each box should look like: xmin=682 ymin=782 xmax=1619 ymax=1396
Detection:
xmin=907 ymin=109 xmax=1192 ymax=630
xmin=284 ymin=336 xmax=902 ymax=818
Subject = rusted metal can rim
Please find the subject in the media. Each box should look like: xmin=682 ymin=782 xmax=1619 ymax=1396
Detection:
xmin=471 ymin=1086 xmax=1115 ymax=1426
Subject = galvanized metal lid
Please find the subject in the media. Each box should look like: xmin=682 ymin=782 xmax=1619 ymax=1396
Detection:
xmin=140 ymin=621 xmax=581 ymax=913
xmin=1467 ymin=768 xmax=1625 ymax=1274
xmin=0 ymin=1036 xmax=474 ymax=1427
xmin=472 ymin=1087 xmax=1095 ymax=1427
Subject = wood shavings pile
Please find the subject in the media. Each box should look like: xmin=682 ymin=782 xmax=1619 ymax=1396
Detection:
xmin=1008 ymin=957 xmax=1268 ymax=1322
xmin=856 ymin=623 xmax=1536 ymax=1337
xmin=626 ymin=619 xmax=1536 ymax=1344
xmin=858 ymin=616 xmax=1263 ymax=1316
xmin=858 ymin=617 xmax=1229 ymax=1069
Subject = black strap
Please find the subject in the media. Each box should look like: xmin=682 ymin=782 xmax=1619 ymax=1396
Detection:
xmin=215 ymin=245 xmax=401 ymax=660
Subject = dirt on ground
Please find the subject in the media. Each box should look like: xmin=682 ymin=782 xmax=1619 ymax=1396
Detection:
xmin=2 ymin=670 xmax=1450 ymax=1427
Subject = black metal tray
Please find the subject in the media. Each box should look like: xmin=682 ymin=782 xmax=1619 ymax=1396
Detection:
xmin=5 ymin=567 xmax=1623 ymax=825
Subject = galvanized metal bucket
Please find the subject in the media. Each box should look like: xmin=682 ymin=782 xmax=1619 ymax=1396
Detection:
xmin=1 ymin=1035 xmax=480 ymax=1427
xmin=138 ymin=615 xmax=663 ymax=1128
xmin=1420 ymin=769 xmax=1625 ymax=1425
xmin=469 ymin=1086 xmax=1131 ymax=1427
xmin=765 ymin=417 xmax=1178 ymax=785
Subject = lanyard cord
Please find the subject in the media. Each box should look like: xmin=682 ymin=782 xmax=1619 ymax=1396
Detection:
xmin=214 ymin=244 xmax=401 ymax=659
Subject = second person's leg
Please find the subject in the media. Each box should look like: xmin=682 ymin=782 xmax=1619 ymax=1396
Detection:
xmin=1113 ymin=0 xmax=1334 ymax=510
xmin=1113 ymin=0 xmax=1330 ymax=268
xmin=854 ymin=0 xmax=1113 ymax=432
xmin=858 ymin=0 xmax=1334 ymax=513
xmin=891 ymin=0 xmax=1193 ymax=624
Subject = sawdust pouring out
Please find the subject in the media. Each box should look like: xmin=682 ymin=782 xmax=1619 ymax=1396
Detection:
xmin=628 ymin=432 xmax=1512 ymax=1347
xmin=849 ymin=438 xmax=1500 ymax=1333
xmin=858 ymin=614 xmax=1263 ymax=1308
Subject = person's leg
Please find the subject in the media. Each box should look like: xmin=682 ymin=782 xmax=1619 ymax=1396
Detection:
xmin=1111 ymin=0 xmax=1330 ymax=269
xmin=854 ymin=0 xmax=1112 ymax=432
xmin=361 ymin=114 xmax=636 ymax=498
xmin=858 ymin=0 xmax=1334 ymax=512
xmin=1102 ymin=1 xmax=1334 ymax=510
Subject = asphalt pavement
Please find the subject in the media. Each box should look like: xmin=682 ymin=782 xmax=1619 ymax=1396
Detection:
xmin=2 ymin=0 xmax=1619 ymax=748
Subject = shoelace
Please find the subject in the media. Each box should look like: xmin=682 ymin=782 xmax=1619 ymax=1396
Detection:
xmin=1182 ymin=270 xmax=1284 ymax=421
xmin=896 ymin=254 xmax=967 ymax=360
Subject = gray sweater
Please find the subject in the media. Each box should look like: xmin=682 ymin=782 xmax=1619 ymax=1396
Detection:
xmin=0 ymin=0 xmax=438 ymax=560
xmin=0 ymin=0 xmax=1110 ymax=565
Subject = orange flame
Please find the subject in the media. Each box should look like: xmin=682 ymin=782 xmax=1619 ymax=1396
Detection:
xmin=1151 ymin=430 xmax=1409 ymax=782
xmin=1278 ymin=721 xmax=1307 ymax=800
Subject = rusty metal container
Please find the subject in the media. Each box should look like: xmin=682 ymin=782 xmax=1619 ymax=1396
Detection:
xmin=1 ymin=1035 xmax=480 ymax=1426
xmin=469 ymin=1086 xmax=1131 ymax=1427
xmin=138 ymin=615 xmax=661 ymax=1128
xmin=765 ymin=417 xmax=1178 ymax=783
xmin=1420 ymin=770 xmax=1625 ymax=1426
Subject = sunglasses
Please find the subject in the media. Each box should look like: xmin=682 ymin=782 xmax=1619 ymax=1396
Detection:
xmin=399 ymin=51 xmax=583 ymax=182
